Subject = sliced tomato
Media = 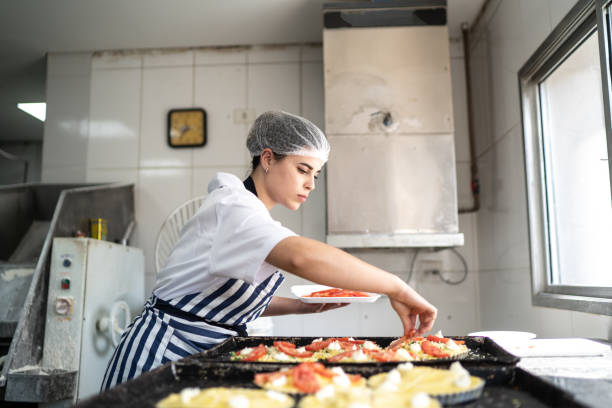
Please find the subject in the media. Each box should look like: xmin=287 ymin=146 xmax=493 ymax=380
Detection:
xmin=453 ymin=340 xmax=465 ymax=345
xmin=254 ymin=371 xmax=286 ymax=387
xmin=388 ymin=335 xmax=408 ymax=350
xmin=305 ymin=338 xmax=333 ymax=351
xmin=369 ymin=350 xmax=398 ymax=362
xmin=243 ymin=344 xmax=267 ymax=362
xmin=421 ymin=340 xmax=450 ymax=358
xmin=427 ymin=335 xmax=449 ymax=344
xmin=327 ymin=350 xmax=355 ymax=362
xmin=337 ymin=337 xmax=366 ymax=344
xmin=277 ymin=342 xmax=313 ymax=358
xmin=292 ymin=364 xmax=320 ymax=393
xmin=312 ymin=363 xmax=335 ymax=378
xmin=338 ymin=340 xmax=359 ymax=351
xmin=274 ymin=341 xmax=296 ymax=349
xmin=305 ymin=288 xmax=369 ymax=297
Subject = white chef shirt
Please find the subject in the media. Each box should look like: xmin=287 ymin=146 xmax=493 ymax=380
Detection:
xmin=153 ymin=172 xmax=296 ymax=300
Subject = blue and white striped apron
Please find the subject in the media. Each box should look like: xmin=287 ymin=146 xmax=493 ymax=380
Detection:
xmin=101 ymin=270 xmax=284 ymax=390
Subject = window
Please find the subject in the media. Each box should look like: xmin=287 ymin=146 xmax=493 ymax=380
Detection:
xmin=519 ymin=0 xmax=612 ymax=314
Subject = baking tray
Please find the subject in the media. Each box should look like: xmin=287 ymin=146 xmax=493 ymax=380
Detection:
xmin=77 ymin=359 xmax=588 ymax=408
xmin=199 ymin=336 xmax=520 ymax=367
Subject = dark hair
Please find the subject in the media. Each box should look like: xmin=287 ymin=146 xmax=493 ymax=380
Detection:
xmin=251 ymin=152 xmax=286 ymax=173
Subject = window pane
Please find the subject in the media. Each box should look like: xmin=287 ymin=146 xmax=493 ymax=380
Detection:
xmin=539 ymin=31 xmax=612 ymax=286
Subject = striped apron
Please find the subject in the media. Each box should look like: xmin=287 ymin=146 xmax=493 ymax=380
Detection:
xmin=101 ymin=270 xmax=284 ymax=390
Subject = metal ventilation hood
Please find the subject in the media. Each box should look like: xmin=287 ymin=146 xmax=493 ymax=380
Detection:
xmin=323 ymin=0 xmax=464 ymax=248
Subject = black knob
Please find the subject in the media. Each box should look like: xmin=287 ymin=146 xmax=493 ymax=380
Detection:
xmin=63 ymin=259 xmax=72 ymax=268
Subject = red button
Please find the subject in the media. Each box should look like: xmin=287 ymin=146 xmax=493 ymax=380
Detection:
xmin=61 ymin=278 xmax=70 ymax=289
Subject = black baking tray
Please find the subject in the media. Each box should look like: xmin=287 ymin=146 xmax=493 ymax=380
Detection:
xmin=78 ymin=359 xmax=588 ymax=408
xmin=199 ymin=335 xmax=520 ymax=367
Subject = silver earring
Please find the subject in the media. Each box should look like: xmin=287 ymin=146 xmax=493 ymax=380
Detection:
xmin=265 ymin=167 xmax=269 ymax=174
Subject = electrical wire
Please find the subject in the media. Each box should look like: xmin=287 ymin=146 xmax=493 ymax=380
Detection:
xmin=406 ymin=247 xmax=468 ymax=286
xmin=437 ymin=247 xmax=469 ymax=285
xmin=407 ymin=248 xmax=420 ymax=283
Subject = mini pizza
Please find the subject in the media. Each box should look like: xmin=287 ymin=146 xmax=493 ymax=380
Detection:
xmin=254 ymin=362 xmax=365 ymax=394
xmin=304 ymin=288 xmax=370 ymax=298
xmin=386 ymin=331 xmax=469 ymax=361
xmin=367 ymin=362 xmax=484 ymax=404
xmin=156 ymin=387 xmax=293 ymax=408
xmin=230 ymin=338 xmax=385 ymax=363
xmin=299 ymin=386 xmax=441 ymax=408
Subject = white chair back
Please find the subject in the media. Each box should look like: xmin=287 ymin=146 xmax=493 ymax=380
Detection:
xmin=154 ymin=195 xmax=206 ymax=275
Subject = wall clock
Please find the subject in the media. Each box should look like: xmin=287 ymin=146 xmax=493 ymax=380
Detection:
xmin=167 ymin=108 xmax=207 ymax=148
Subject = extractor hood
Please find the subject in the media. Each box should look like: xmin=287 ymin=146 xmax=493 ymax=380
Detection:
xmin=323 ymin=0 xmax=464 ymax=248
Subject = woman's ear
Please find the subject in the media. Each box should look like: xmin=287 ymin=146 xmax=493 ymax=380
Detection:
xmin=260 ymin=148 xmax=274 ymax=169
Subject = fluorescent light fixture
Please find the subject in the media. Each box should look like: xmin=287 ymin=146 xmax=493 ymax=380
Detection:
xmin=17 ymin=102 xmax=46 ymax=122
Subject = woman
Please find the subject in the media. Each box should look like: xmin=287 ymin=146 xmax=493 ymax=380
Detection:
xmin=101 ymin=111 xmax=437 ymax=390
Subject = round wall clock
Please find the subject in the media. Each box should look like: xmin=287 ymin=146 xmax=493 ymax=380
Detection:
xmin=167 ymin=108 xmax=207 ymax=148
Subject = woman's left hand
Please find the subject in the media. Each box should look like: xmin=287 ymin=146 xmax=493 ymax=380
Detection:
xmin=298 ymin=301 xmax=349 ymax=314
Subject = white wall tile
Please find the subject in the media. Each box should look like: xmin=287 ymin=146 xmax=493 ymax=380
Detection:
xmin=140 ymin=67 xmax=193 ymax=168
xmin=92 ymin=52 xmax=143 ymax=69
xmin=134 ymin=168 xmax=192 ymax=277
xmin=519 ymin=0 xmax=552 ymax=66
xmin=417 ymin=270 xmax=480 ymax=335
xmin=88 ymin=69 xmax=141 ymax=168
xmin=360 ymin=297 xmax=404 ymax=337
xmin=247 ymin=45 xmax=300 ymax=64
xmin=476 ymin=143 xmax=497 ymax=271
xmin=458 ymin=212 xmax=479 ymax=273
xmin=488 ymin=0 xmax=523 ymax=141
xmin=301 ymin=62 xmax=325 ymax=131
xmin=194 ymin=47 xmax=248 ymax=65
xmin=41 ymin=165 xmax=87 ymax=182
xmin=470 ymin=32 xmax=495 ymax=157
xmin=193 ymin=65 xmax=250 ymax=167
xmin=491 ymin=127 xmax=530 ymax=270
xmin=301 ymin=61 xmax=326 ymax=241
xmin=570 ymin=312 xmax=612 ymax=339
xmin=47 ymin=52 xmax=91 ymax=77
xmin=248 ymin=62 xmax=302 ymax=233
xmin=143 ymin=49 xmax=194 ymax=67
xmin=43 ymin=76 xmax=90 ymax=167
xmin=248 ymin=63 xmax=301 ymax=114
xmin=301 ymin=166 xmax=326 ymax=241
xmin=549 ymin=0 xmax=579 ymax=31
xmin=85 ymin=168 xmax=138 ymax=184
xmin=301 ymin=44 xmax=323 ymax=62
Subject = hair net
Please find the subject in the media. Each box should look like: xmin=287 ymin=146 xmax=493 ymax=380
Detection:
xmin=246 ymin=111 xmax=330 ymax=162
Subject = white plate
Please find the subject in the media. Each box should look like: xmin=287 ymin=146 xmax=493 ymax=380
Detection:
xmin=291 ymin=285 xmax=381 ymax=303
xmin=468 ymin=331 xmax=536 ymax=342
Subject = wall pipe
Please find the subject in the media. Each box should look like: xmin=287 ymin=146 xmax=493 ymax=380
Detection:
xmin=459 ymin=22 xmax=481 ymax=214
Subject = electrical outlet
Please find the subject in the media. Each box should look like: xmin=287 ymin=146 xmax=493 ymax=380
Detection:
xmin=418 ymin=259 xmax=443 ymax=274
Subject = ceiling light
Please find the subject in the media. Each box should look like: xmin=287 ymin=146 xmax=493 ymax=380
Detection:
xmin=17 ymin=102 xmax=46 ymax=122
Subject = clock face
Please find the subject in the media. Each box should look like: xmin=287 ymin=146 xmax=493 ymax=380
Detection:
xmin=167 ymin=108 xmax=207 ymax=148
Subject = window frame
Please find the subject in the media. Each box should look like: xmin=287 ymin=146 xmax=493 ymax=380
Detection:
xmin=519 ymin=0 xmax=612 ymax=315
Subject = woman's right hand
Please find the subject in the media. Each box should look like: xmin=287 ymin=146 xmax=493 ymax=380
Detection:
xmin=388 ymin=281 xmax=437 ymax=336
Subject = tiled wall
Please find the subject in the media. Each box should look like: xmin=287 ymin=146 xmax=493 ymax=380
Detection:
xmin=470 ymin=0 xmax=612 ymax=339
xmin=43 ymin=42 xmax=479 ymax=337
